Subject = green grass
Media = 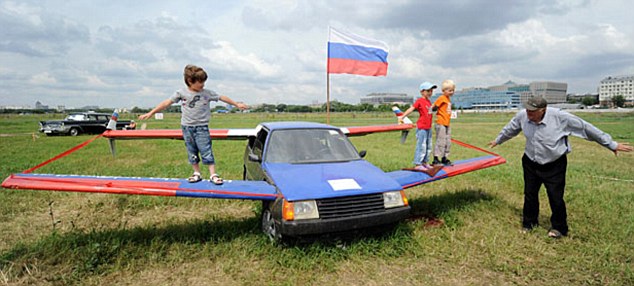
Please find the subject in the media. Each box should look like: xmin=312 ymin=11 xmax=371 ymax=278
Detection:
xmin=1 ymin=111 xmax=633 ymax=285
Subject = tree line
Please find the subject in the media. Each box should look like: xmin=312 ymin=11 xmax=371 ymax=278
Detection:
xmin=0 ymin=102 xmax=402 ymax=114
xmin=2 ymin=95 xmax=629 ymax=114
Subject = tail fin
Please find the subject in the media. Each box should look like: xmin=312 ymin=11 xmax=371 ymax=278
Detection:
xmin=392 ymin=106 xmax=413 ymax=124
xmin=106 ymin=109 xmax=119 ymax=130
xmin=391 ymin=106 xmax=412 ymax=144
xmin=106 ymin=109 xmax=118 ymax=157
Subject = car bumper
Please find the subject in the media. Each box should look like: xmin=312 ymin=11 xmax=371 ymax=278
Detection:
xmin=279 ymin=206 xmax=411 ymax=236
xmin=40 ymin=127 xmax=69 ymax=134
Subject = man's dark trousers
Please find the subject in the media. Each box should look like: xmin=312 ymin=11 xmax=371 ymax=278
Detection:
xmin=521 ymin=154 xmax=568 ymax=235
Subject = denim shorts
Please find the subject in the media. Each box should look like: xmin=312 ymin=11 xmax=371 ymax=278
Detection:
xmin=182 ymin=125 xmax=215 ymax=165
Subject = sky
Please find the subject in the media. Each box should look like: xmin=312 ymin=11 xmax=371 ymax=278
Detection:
xmin=1 ymin=0 xmax=634 ymax=109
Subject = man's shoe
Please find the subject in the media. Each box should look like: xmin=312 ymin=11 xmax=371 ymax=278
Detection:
xmin=432 ymin=157 xmax=442 ymax=165
xmin=441 ymin=157 xmax=453 ymax=166
xmin=547 ymin=229 xmax=565 ymax=239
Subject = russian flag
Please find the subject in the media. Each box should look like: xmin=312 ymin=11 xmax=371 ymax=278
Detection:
xmin=327 ymin=27 xmax=389 ymax=76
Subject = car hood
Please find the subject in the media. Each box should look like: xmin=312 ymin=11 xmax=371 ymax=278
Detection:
xmin=262 ymin=160 xmax=403 ymax=201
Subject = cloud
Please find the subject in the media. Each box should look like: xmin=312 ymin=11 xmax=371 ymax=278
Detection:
xmin=1 ymin=0 xmax=633 ymax=108
xmin=0 ymin=1 xmax=89 ymax=57
xmin=201 ymin=41 xmax=282 ymax=79
xmin=29 ymin=72 xmax=57 ymax=85
xmin=242 ymin=1 xmax=327 ymax=31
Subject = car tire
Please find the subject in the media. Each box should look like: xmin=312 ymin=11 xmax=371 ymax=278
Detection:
xmin=69 ymin=128 xmax=80 ymax=136
xmin=261 ymin=201 xmax=283 ymax=243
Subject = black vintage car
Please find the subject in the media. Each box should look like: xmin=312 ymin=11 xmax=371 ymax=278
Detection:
xmin=39 ymin=112 xmax=136 ymax=136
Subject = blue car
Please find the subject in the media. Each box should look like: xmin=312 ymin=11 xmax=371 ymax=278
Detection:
xmin=243 ymin=122 xmax=411 ymax=241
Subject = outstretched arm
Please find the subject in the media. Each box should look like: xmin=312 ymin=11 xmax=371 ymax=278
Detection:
xmin=138 ymin=99 xmax=173 ymax=120
xmin=399 ymin=106 xmax=416 ymax=122
xmin=219 ymin=95 xmax=249 ymax=110
xmin=489 ymin=113 xmax=523 ymax=148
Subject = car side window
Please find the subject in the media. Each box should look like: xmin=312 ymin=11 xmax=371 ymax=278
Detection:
xmin=67 ymin=114 xmax=86 ymax=121
xmin=252 ymin=129 xmax=268 ymax=158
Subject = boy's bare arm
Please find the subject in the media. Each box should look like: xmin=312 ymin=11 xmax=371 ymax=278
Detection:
xmin=219 ymin=95 xmax=249 ymax=110
xmin=398 ymin=106 xmax=416 ymax=122
xmin=139 ymin=99 xmax=173 ymax=120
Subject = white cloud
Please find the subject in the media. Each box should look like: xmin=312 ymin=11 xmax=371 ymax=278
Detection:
xmin=1 ymin=0 xmax=634 ymax=108
xmin=201 ymin=41 xmax=282 ymax=78
xmin=29 ymin=72 xmax=57 ymax=85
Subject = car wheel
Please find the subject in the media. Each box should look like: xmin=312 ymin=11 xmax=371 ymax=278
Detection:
xmin=69 ymin=128 xmax=80 ymax=136
xmin=261 ymin=201 xmax=282 ymax=243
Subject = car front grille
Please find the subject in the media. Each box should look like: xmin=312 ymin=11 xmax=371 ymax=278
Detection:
xmin=317 ymin=193 xmax=385 ymax=219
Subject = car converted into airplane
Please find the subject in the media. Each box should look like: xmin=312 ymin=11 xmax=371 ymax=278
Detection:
xmin=2 ymin=110 xmax=505 ymax=242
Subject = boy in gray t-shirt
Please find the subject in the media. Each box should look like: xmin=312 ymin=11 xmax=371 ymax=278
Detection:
xmin=139 ymin=65 xmax=248 ymax=184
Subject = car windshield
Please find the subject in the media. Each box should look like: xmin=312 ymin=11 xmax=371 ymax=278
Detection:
xmin=65 ymin=114 xmax=87 ymax=121
xmin=265 ymin=129 xmax=360 ymax=163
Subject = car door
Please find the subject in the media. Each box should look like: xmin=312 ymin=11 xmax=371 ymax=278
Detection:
xmin=243 ymin=128 xmax=268 ymax=181
xmin=95 ymin=115 xmax=109 ymax=133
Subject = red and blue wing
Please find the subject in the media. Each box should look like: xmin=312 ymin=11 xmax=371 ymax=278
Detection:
xmin=2 ymin=173 xmax=278 ymax=200
xmin=2 ymin=119 xmax=502 ymax=200
xmin=340 ymin=123 xmax=414 ymax=137
xmin=103 ymin=128 xmax=256 ymax=140
xmin=387 ymin=155 xmax=506 ymax=189
xmin=104 ymin=125 xmax=413 ymax=139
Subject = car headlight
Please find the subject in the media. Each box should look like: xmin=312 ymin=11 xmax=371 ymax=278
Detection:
xmin=383 ymin=191 xmax=408 ymax=208
xmin=282 ymin=200 xmax=319 ymax=220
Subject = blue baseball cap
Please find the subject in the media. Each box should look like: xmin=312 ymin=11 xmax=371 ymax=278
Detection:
xmin=419 ymin=82 xmax=437 ymax=91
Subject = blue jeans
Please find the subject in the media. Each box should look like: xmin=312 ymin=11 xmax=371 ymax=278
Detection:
xmin=413 ymin=128 xmax=432 ymax=165
xmin=182 ymin=125 xmax=215 ymax=165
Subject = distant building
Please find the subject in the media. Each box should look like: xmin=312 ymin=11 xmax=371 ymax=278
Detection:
xmin=35 ymin=101 xmax=49 ymax=110
xmin=599 ymin=75 xmax=634 ymax=107
xmin=360 ymin=93 xmax=413 ymax=106
xmin=434 ymin=88 xmax=521 ymax=110
xmin=529 ymin=81 xmax=567 ymax=104
xmin=430 ymin=80 xmax=567 ymax=110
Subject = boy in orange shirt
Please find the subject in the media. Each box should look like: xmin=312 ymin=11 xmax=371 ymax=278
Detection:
xmin=432 ymin=79 xmax=455 ymax=166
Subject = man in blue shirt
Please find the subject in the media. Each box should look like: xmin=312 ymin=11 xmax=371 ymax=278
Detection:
xmin=489 ymin=97 xmax=632 ymax=238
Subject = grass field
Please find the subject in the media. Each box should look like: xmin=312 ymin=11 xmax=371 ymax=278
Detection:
xmin=1 ymin=111 xmax=633 ymax=285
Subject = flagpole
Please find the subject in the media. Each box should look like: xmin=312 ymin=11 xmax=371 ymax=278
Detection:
xmin=326 ymin=27 xmax=331 ymax=124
